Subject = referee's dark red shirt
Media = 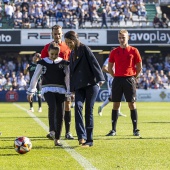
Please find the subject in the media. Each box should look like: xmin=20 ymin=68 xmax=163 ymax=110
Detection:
xmin=109 ymin=46 xmax=142 ymax=77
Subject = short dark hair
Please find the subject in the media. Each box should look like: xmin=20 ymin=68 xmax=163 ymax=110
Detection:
xmin=48 ymin=42 xmax=60 ymax=52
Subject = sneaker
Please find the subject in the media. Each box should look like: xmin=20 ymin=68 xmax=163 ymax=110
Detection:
xmin=118 ymin=112 xmax=127 ymax=117
xmin=54 ymin=139 xmax=63 ymax=147
xmin=133 ymin=129 xmax=140 ymax=136
xmin=98 ymin=106 xmax=103 ymax=116
xmin=106 ymin=130 xmax=116 ymax=136
xmin=65 ymin=132 xmax=74 ymax=140
xmin=29 ymin=107 xmax=34 ymax=112
xmin=81 ymin=142 xmax=93 ymax=147
xmin=46 ymin=133 xmax=55 ymax=140
xmin=71 ymin=102 xmax=75 ymax=108
xmin=38 ymin=107 xmax=42 ymax=112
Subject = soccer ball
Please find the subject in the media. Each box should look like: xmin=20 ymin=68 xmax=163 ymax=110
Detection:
xmin=14 ymin=136 xmax=32 ymax=154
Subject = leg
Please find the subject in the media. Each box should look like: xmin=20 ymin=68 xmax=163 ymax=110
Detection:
xmin=37 ymin=83 xmax=42 ymax=112
xmin=29 ymin=100 xmax=34 ymax=112
xmin=64 ymin=99 xmax=74 ymax=139
xmin=124 ymin=77 xmax=140 ymax=136
xmin=128 ymin=102 xmax=139 ymax=135
xmin=118 ymin=102 xmax=127 ymax=117
xmin=83 ymin=85 xmax=99 ymax=146
xmin=106 ymin=102 xmax=120 ymax=136
xmin=37 ymin=95 xmax=42 ymax=112
xmin=98 ymin=78 xmax=112 ymax=116
xmin=75 ymin=88 xmax=86 ymax=141
xmin=44 ymin=92 xmax=56 ymax=139
xmin=106 ymin=77 xmax=123 ymax=136
xmin=54 ymin=93 xmax=65 ymax=146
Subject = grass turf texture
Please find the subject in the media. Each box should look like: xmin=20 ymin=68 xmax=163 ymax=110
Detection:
xmin=0 ymin=102 xmax=170 ymax=170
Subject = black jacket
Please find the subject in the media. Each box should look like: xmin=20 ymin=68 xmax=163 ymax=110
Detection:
xmin=70 ymin=44 xmax=105 ymax=92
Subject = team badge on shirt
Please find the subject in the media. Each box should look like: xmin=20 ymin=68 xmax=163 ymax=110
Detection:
xmin=42 ymin=66 xmax=47 ymax=74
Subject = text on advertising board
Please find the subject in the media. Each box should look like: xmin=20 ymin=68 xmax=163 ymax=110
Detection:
xmin=27 ymin=32 xmax=99 ymax=40
xmin=107 ymin=30 xmax=170 ymax=45
xmin=0 ymin=31 xmax=21 ymax=44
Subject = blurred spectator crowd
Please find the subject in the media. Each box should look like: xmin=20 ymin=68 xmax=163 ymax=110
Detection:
xmin=1 ymin=53 xmax=170 ymax=91
xmin=153 ymin=13 xmax=169 ymax=28
xmin=0 ymin=0 xmax=150 ymax=29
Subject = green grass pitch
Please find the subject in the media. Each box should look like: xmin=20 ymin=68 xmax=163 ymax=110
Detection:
xmin=0 ymin=102 xmax=170 ymax=170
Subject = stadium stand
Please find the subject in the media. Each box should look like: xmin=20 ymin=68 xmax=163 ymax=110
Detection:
xmin=0 ymin=0 xmax=169 ymax=29
xmin=1 ymin=52 xmax=170 ymax=91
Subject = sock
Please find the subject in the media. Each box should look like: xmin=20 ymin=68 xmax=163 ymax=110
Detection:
xmin=30 ymin=102 xmax=33 ymax=108
xmin=101 ymin=98 xmax=110 ymax=108
xmin=118 ymin=103 xmax=121 ymax=113
xmin=118 ymin=107 xmax=120 ymax=113
xmin=64 ymin=111 xmax=71 ymax=134
xmin=38 ymin=96 xmax=42 ymax=108
xmin=131 ymin=109 xmax=138 ymax=131
xmin=112 ymin=110 xmax=119 ymax=132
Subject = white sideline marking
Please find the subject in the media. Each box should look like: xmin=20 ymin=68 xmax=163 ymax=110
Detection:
xmin=13 ymin=103 xmax=97 ymax=170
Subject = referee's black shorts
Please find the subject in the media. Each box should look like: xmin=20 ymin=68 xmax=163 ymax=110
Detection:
xmin=111 ymin=76 xmax=136 ymax=102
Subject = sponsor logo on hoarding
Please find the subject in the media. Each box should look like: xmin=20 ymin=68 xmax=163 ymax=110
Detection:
xmin=5 ymin=91 xmax=19 ymax=102
xmin=138 ymin=93 xmax=151 ymax=99
xmin=159 ymin=91 xmax=166 ymax=100
xmin=98 ymin=90 xmax=109 ymax=101
xmin=27 ymin=32 xmax=99 ymax=42
xmin=0 ymin=31 xmax=20 ymax=44
xmin=28 ymin=33 xmax=51 ymax=39
xmin=107 ymin=30 xmax=170 ymax=45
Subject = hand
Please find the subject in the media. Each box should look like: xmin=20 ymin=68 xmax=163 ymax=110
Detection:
xmin=27 ymin=94 xmax=33 ymax=102
xmin=99 ymin=81 xmax=104 ymax=87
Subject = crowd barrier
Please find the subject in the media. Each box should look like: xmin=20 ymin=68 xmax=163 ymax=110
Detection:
xmin=0 ymin=89 xmax=170 ymax=102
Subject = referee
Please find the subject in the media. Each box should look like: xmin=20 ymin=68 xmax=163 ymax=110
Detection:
xmin=107 ymin=29 xmax=142 ymax=137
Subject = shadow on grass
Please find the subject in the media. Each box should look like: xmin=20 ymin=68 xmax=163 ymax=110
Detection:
xmin=0 ymin=117 xmax=47 ymax=119
xmin=143 ymin=121 xmax=170 ymax=124
xmin=0 ymin=153 xmax=20 ymax=156
xmin=0 ymin=136 xmax=49 ymax=141
xmin=94 ymin=136 xmax=170 ymax=140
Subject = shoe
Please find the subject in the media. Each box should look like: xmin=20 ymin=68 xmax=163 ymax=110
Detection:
xmin=98 ymin=106 xmax=103 ymax=116
xmin=118 ymin=112 xmax=127 ymax=117
xmin=106 ymin=130 xmax=116 ymax=136
xmin=82 ymin=142 xmax=93 ymax=147
xmin=55 ymin=143 xmax=63 ymax=146
xmin=65 ymin=132 xmax=74 ymax=140
xmin=79 ymin=139 xmax=86 ymax=145
xmin=38 ymin=107 xmax=42 ymax=112
xmin=133 ymin=129 xmax=140 ymax=136
xmin=54 ymin=139 xmax=63 ymax=146
xmin=29 ymin=107 xmax=34 ymax=112
xmin=46 ymin=133 xmax=55 ymax=140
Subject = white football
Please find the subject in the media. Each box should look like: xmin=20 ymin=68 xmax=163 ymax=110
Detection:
xmin=14 ymin=136 xmax=32 ymax=154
